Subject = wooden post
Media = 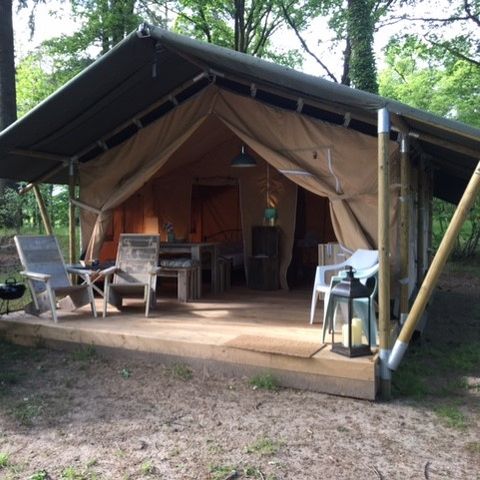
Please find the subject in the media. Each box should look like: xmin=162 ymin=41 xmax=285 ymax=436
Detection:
xmin=416 ymin=158 xmax=427 ymax=286
xmin=68 ymin=161 xmax=76 ymax=265
xmin=399 ymin=134 xmax=411 ymax=324
xmin=389 ymin=160 xmax=480 ymax=370
xmin=378 ymin=108 xmax=391 ymax=399
xmin=32 ymin=185 xmax=53 ymax=235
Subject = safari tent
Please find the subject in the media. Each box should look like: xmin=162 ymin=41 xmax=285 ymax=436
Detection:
xmin=0 ymin=24 xmax=479 ymax=398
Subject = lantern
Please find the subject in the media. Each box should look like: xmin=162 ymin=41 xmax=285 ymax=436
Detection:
xmin=325 ymin=266 xmax=373 ymax=357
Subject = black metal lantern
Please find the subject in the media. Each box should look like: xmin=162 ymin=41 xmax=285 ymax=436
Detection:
xmin=325 ymin=266 xmax=373 ymax=357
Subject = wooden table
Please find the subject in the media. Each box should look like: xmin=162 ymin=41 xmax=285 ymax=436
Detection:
xmin=158 ymin=242 xmax=219 ymax=296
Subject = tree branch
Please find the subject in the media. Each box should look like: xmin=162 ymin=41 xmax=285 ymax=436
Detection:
xmin=281 ymin=3 xmax=338 ymax=82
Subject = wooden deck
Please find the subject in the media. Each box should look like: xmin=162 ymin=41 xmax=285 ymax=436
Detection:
xmin=0 ymin=286 xmax=379 ymax=399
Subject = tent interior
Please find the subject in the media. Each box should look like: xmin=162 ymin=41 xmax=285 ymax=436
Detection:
xmin=97 ymin=115 xmax=337 ymax=291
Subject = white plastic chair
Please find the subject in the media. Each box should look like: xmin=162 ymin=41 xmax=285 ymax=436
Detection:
xmin=309 ymin=248 xmax=378 ymax=324
xmin=321 ymin=263 xmax=379 ymax=346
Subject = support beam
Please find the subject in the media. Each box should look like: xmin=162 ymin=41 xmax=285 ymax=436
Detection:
xmin=378 ymin=108 xmax=391 ymax=399
xmin=416 ymin=158 xmax=427 ymax=286
xmin=68 ymin=161 xmax=76 ymax=265
xmin=389 ymin=161 xmax=480 ymax=370
xmin=18 ymin=164 xmax=67 ymax=195
xmin=32 ymin=185 xmax=53 ymax=235
xmin=399 ymin=134 xmax=411 ymax=324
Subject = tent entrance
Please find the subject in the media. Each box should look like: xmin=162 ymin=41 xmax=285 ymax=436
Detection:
xmin=288 ymin=188 xmax=336 ymax=287
xmin=190 ymin=182 xmax=246 ymax=285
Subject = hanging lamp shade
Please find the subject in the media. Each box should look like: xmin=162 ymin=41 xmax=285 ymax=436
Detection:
xmin=231 ymin=145 xmax=257 ymax=167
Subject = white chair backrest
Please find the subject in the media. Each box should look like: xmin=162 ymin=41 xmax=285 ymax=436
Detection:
xmin=14 ymin=235 xmax=70 ymax=290
xmin=114 ymin=234 xmax=160 ymax=285
xmin=346 ymin=249 xmax=378 ymax=272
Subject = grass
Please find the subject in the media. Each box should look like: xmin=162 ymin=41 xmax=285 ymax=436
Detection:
xmin=393 ymin=342 xmax=480 ymax=399
xmin=246 ymin=437 xmax=283 ymax=456
xmin=140 ymin=461 xmax=155 ymax=475
xmin=29 ymin=471 xmax=50 ymax=480
xmin=465 ymin=442 xmax=480 ymax=455
xmin=169 ymin=363 xmax=193 ymax=381
xmin=71 ymin=345 xmax=97 ymax=362
xmin=209 ymin=465 xmax=237 ymax=480
xmin=12 ymin=396 xmax=43 ymax=426
xmin=0 ymin=452 xmax=10 ymax=468
xmin=249 ymin=373 xmax=279 ymax=391
xmin=434 ymin=404 xmax=468 ymax=430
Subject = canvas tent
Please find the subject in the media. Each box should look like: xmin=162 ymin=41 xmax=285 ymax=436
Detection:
xmin=0 ymin=24 xmax=479 ymax=292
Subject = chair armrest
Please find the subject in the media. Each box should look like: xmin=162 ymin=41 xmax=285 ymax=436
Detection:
xmin=66 ymin=266 xmax=98 ymax=276
xmin=20 ymin=270 xmax=50 ymax=282
xmin=98 ymin=266 xmax=119 ymax=278
xmin=316 ymin=260 xmax=349 ymax=285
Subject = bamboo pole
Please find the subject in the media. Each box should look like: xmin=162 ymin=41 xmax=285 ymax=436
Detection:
xmin=389 ymin=160 xmax=480 ymax=370
xmin=399 ymin=135 xmax=411 ymax=323
xmin=32 ymin=185 xmax=53 ymax=235
xmin=68 ymin=161 xmax=76 ymax=265
xmin=378 ymin=108 xmax=391 ymax=399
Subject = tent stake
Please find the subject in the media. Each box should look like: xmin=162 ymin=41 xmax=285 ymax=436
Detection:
xmin=32 ymin=185 xmax=53 ymax=235
xmin=378 ymin=108 xmax=391 ymax=400
xmin=399 ymin=134 xmax=411 ymax=323
xmin=389 ymin=160 xmax=480 ymax=370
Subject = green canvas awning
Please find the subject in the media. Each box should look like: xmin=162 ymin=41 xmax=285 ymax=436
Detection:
xmin=0 ymin=23 xmax=478 ymax=203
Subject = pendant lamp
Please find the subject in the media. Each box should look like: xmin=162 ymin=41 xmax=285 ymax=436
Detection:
xmin=231 ymin=145 xmax=257 ymax=167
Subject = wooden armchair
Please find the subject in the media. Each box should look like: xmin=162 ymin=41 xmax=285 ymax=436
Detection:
xmin=14 ymin=235 xmax=97 ymax=323
xmin=101 ymin=234 xmax=160 ymax=317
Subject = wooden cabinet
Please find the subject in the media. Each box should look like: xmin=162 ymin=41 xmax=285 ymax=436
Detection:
xmin=247 ymin=226 xmax=280 ymax=290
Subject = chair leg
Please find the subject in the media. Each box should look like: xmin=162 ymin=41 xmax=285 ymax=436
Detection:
xmin=87 ymin=286 xmax=97 ymax=318
xmin=45 ymin=283 xmax=58 ymax=323
xmin=309 ymin=290 xmax=319 ymax=324
xmin=103 ymin=279 xmax=110 ymax=318
xmin=145 ymin=285 xmax=151 ymax=317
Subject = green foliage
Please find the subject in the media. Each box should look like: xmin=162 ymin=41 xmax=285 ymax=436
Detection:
xmin=432 ymin=197 xmax=480 ymax=258
xmin=249 ymin=373 xmax=279 ymax=391
xmin=29 ymin=471 xmax=50 ymax=480
xmin=0 ymin=452 xmax=10 ymax=468
xmin=379 ymin=35 xmax=480 ymax=128
xmin=140 ymin=461 xmax=155 ymax=475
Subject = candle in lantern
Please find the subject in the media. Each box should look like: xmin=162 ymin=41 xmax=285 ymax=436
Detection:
xmin=342 ymin=317 xmax=363 ymax=347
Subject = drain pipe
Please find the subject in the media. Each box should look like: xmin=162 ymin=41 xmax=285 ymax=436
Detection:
xmin=389 ymin=160 xmax=480 ymax=370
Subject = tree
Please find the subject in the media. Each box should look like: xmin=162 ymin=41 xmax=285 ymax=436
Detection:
xmin=170 ymin=0 xmax=317 ymax=67
xmin=379 ymin=35 xmax=480 ymax=127
xmin=394 ymin=0 xmax=479 ymax=68
xmin=0 ymin=0 xmax=16 ymax=131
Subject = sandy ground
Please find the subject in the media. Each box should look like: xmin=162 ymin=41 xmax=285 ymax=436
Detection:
xmin=0 ymin=242 xmax=479 ymax=479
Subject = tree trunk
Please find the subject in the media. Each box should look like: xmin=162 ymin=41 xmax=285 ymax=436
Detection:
xmin=347 ymin=0 xmax=378 ymax=93
xmin=0 ymin=0 xmax=16 ymax=130
xmin=0 ymin=0 xmax=17 ymax=195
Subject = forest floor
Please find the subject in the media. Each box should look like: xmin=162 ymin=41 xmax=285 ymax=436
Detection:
xmin=0 ymin=242 xmax=479 ymax=479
